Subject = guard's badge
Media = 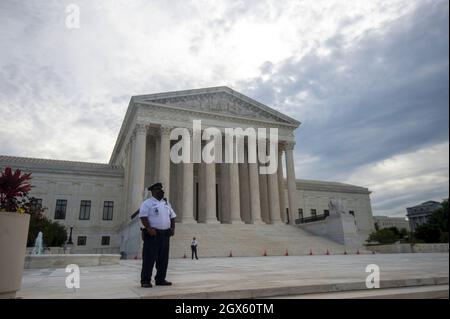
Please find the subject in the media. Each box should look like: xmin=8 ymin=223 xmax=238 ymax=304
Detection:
xmin=155 ymin=208 xmax=159 ymax=215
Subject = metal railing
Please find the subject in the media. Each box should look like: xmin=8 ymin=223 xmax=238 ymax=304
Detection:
xmin=295 ymin=212 xmax=329 ymax=224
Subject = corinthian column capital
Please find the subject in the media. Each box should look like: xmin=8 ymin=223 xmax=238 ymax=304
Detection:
xmin=134 ymin=123 xmax=147 ymax=135
xmin=160 ymin=125 xmax=172 ymax=136
xmin=284 ymin=141 xmax=295 ymax=151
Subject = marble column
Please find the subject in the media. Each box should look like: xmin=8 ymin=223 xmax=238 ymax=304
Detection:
xmin=248 ymin=160 xmax=263 ymax=224
xmin=182 ymin=131 xmax=196 ymax=224
xmin=159 ymin=126 xmax=171 ymax=200
xmin=175 ymin=163 xmax=183 ymax=221
xmin=125 ymin=141 xmax=133 ymax=215
xmin=259 ymin=166 xmax=270 ymax=224
xmin=130 ymin=123 xmax=147 ymax=213
xmin=198 ymin=162 xmax=206 ymax=223
xmin=238 ymin=141 xmax=251 ymax=223
xmin=153 ymin=134 xmax=160 ymax=183
xmin=229 ymin=161 xmax=243 ymax=224
xmin=220 ymin=163 xmax=230 ymax=223
xmin=267 ymin=141 xmax=282 ymax=224
xmin=285 ymin=142 xmax=298 ymax=225
xmin=205 ymin=161 xmax=219 ymax=223
xmin=277 ymin=145 xmax=287 ymax=222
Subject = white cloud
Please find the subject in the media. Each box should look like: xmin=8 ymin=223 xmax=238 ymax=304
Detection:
xmin=344 ymin=142 xmax=449 ymax=216
xmin=0 ymin=0 xmax=448 ymax=217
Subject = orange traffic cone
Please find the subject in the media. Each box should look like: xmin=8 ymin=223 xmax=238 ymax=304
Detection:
xmin=325 ymin=249 xmax=330 ymax=255
xmin=263 ymin=249 xmax=267 ymax=256
xmin=309 ymin=249 xmax=313 ymax=255
xmin=357 ymin=249 xmax=360 ymax=255
xmin=284 ymin=249 xmax=289 ymax=256
xmin=229 ymin=250 xmax=233 ymax=257
xmin=183 ymin=253 xmax=187 ymax=259
xmin=344 ymin=250 xmax=347 ymax=255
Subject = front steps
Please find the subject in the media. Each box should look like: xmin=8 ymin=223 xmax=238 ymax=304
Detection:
xmin=269 ymin=284 xmax=449 ymax=299
xmin=169 ymin=223 xmax=367 ymax=258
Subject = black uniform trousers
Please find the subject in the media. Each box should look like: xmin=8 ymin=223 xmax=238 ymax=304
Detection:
xmin=141 ymin=229 xmax=171 ymax=284
xmin=191 ymin=245 xmax=198 ymax=259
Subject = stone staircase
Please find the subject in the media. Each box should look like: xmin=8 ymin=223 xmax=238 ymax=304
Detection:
xmin=169 ymin=223 xmax=367 ymax=258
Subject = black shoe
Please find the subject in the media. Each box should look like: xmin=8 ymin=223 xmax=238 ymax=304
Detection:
xmin=141 ymin=283 xmax=152 ymax=288
xmin=155 ymin=280 xmax=172 ymax=286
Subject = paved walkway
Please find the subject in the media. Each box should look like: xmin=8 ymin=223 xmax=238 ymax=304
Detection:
xmin=18 ymin=253 xmax=449 ymax=299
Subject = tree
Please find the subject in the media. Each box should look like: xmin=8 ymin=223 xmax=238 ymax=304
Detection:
xmin=414 ymin=199 xmax=449 ymax=243
xmin=399 ymin=228 xmax=409 ymax=238
xmin=27 ymin=202 xmax=67 ymax=247
xmin=414 ymin=223 xmax=441 ymax=243
xmin=367 ymin=228 xmax=400 ymax=244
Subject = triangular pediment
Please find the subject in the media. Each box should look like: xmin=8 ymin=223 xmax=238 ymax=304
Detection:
xmin=134 ymin=87 xmax=299 ymax=125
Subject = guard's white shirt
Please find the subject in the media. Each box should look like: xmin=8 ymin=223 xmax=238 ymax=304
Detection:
xmin=191 ymin=239 xmax=198 ymax=247
xmin=139 ymin=197 xmax=176 ymax=230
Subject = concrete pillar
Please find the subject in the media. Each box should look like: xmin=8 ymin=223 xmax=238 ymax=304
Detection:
xmin=285 ymin=142 xmax=298 ymax=225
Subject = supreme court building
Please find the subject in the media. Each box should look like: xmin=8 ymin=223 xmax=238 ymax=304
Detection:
xmin=0 ymin=87 xmax=375 ymax=256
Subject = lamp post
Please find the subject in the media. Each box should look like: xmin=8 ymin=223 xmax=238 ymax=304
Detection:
xmin=67 ymin=226 xmax=73 ymax=245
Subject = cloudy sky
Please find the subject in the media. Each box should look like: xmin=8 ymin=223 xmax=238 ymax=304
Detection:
xmin=0 ymin=0 xmax=448 ymax=217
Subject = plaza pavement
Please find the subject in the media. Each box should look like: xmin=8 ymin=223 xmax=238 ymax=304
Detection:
xmin=17 ymin=253 xmax=449 ymax=299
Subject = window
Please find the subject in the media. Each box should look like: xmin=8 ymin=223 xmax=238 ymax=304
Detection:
xmin=79 ymin=200 xmax=91 ymax=220
xmin=324 ymin=209 xmax=329 ymax=216
xmin=54 ymin=199 xmax=67 ymax=219
xmin=77 ymin=236 xmax=87 ymax=246
xmin=311 ymin=209 xmax=317 ymax=217
xmin=30 ymin=198 xmax=42 ymax=212
xmin=102 ymin=201 xmax=114 ymax=220
xmin=298 ymin=208 xmax=303 ymax=219
xmin=101 ymin=236 xmax=110 ymax=246
xmin=349 ymin=210 xmax=355 ymax=216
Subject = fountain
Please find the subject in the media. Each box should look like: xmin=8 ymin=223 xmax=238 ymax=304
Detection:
xmin=31 ymin=231 xmax=44 ymax=255
xmin=24 ymin=228 xmax=121 ymax=269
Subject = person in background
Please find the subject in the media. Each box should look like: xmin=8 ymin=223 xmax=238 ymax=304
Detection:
xmin=191 ymin=237 xmax=198 ymax=260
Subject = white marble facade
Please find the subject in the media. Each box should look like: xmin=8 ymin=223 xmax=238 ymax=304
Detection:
xmin=0 ymin=87 xmax=374 ymax=254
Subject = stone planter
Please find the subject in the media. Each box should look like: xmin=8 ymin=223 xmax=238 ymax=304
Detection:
xmin=0 ymin=212 xmax=30 ymax=298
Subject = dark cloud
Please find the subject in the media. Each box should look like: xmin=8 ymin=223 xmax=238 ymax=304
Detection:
xmin=0 ymin=0 xmax=448 ymax=216
xmin=239 ymin=0 xmax=449 ymax=181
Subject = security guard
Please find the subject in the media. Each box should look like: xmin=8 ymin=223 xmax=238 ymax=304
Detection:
xmin=139 ymin=182 xmax=176 ymax=288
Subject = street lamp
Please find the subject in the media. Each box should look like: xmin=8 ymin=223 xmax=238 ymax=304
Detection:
xmin=67 ymin=226 xmax=74 ymax=245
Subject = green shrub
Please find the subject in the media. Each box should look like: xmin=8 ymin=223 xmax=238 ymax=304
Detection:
xmin=367 ymin=228 xmax=401 ymax=244
xmin=413 ymin=199 xmax=449 ymax=243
